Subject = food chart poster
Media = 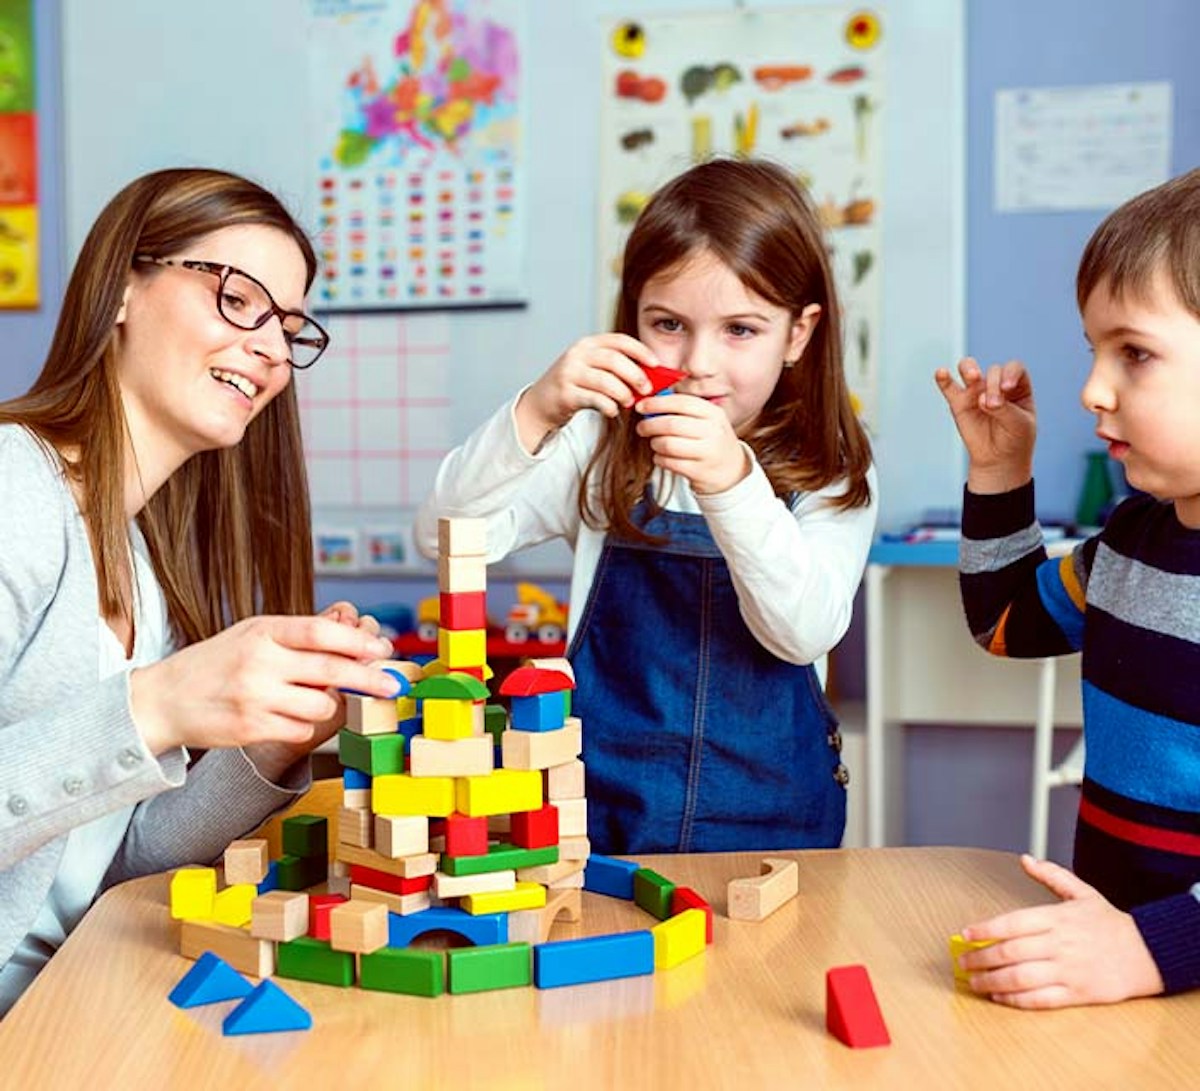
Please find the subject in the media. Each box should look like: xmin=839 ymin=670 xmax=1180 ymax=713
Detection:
xmin=308 ymin=0 xmax=527 ymax=311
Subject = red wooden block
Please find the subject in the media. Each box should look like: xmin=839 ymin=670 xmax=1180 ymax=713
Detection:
xmin=641 ymin=363 xmax=687 ymax=395
xmin=670 ymin=886 xmax=714 ymax=944
xmin=308 ymin=893 xmax=348 ymax=940
xmin=826 ymin=964 xmax=890 ymax=1048
xmin=440 ymin=591 xmax=487 ymax=631
xmin=445 ymin=812 xmax=489 ymax=857
xmin=348 ymin=863 xmax=433 ymax=896
xmin=510 ymin=803 xmax=559 ymax=849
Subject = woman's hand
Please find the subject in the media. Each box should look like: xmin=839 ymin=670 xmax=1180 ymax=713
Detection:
xmin=515 ymin=334 xmax=658 ymax=454
xmin=129 ymin=616 xmax=399 ymax=757
xmin=934 ymin=357 xmax=1037 ymax=494
xmin=634 ymin=391 xmax=750 ymax=495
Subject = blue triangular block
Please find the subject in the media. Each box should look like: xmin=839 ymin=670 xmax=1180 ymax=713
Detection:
xmin=168 ymin=951 xmax=253 ymax=1008
xmin=222 ymin=979 xmax=312 ymax=1036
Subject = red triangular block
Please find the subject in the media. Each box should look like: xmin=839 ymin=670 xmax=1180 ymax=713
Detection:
xmin=826 ymin=964 xmax=890 ymax=1048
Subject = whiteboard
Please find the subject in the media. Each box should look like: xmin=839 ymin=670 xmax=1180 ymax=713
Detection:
xmin=61 ymin=0 xmax=964 ymax=546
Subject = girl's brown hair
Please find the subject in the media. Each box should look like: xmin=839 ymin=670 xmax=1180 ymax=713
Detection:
xmin=583 ymin=157 xmax=872 ymax=541
xmin=1077 ymin=167 xmax=1200 ymax=318
xmin=0 ymin=167 xmax=317 ymax=644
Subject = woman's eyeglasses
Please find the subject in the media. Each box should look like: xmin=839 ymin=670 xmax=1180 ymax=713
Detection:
xmin=133 ymin=255 xmax=330 ymax=369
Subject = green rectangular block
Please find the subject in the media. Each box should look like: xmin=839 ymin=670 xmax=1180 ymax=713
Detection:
xmin=633 ymin=868 xmax=675 ymax=921
xmin=277 ymin=936 xmax=355 ymax=987
xmin=275 ymin=853 xmax=327 ymax=892
xmin=441 ymin=843 xmax=559 ymax=877
xmin=282 ymin=813 xmax=328 ymax=859
xmin=338 ymin=728 xmax=406 ymax=776
xmin=448 ymin=942 xmax=532 ymax=994
xmin=360 ymin=947 xmax=446 ymax=997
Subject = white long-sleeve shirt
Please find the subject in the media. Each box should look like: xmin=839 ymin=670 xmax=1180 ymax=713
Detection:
xmin=415 ymin=395 xmax=877 ymax=665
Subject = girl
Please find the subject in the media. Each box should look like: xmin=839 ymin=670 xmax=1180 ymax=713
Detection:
xmin=416 ymin=157 xmax=876 ymax=853
xmin=0 ymin=168 xmax=400 ymax=1014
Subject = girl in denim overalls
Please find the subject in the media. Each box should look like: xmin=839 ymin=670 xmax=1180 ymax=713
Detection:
xmin=416 ymin=158 xmax=877 ymax=853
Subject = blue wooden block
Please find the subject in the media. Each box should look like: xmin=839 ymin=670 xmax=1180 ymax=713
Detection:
xmin=343 ymin=767 xmax=371 ymax=790
xmin=397 ymin=716 xmax=423 ymax=747
xmin=256 ymin=859 xmax=279 ymax=894
xmin=534 ymin=931 xmax=655 ymax=988
xmin=584 ymin=854 xmax=641 ymax=899
xmin=222 ymin=979 xmax=312 ymax=1036
xmin=168 ymin=951 xmax=253 ymax=1008
xmin=510 ymin=693 xmax=564 ymax=733
xmin=387 ymin=906 xmax=508 ymax=948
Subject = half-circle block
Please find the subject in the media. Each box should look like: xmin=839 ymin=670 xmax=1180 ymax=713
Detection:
xmin=387 ymin=905 xmax=508 ymax=948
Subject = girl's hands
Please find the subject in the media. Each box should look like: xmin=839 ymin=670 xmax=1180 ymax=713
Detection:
xmin=635 ymin=391 xmax=750 ymax=495
xmin=129 ymin=615 xmax=400 ymax=758
xmin=934 ymin=357 xmax=1037 ymax=494
xmin=515 ymin=334 xmax=658 ymax=454
xmin=320 ymin=599 xmax=382 ymax=639
xmin=957 ymin=855 xmax=1164 ymax=1009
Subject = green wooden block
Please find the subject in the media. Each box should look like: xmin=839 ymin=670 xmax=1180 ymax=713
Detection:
xmin=277 ymin=936 xmax=355 ymax=987
xmin=360 ymin=947 xmax=446 ymax=997
xmin=338 ymin=728 xmax=406 ymax=776
xmin=282 ymin=814 xmax=328 ymax=859
xmin=275 ymin=853 xmax=327 ymax=892
xmin=441 ymin=843 xmax=559 ymax=877
xmin=562 ymin=690 xmax=571 ymax=718
xmin=633 ymin=868 xmax=675 ymax=921
xmin=448 ymin=942 xmax=532 ymax=994
xmin=483 ymin=703 xmax=508 ymax=745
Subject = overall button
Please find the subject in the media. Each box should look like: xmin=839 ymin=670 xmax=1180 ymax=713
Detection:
xmin=827 ymin=730 xmax=843 ymax=753
xmin=63 ymin=777 xmax=85 ymax=796
xmin=118 ymin=748 xmax=143 ymax=769
xmin=8 ymin=794 xmax=29 ymax=816
xmin=833 ymin=763 xmax=850 ymax=787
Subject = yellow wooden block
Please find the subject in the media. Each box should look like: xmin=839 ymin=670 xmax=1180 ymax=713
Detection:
xmin=170 ymin=866 xmax=217 ymax=920
xmin=653 ymin=908 xmax=707 ymax=970
xmin=396 ymin=696 xmax=418 ymax=721
xmin=948 ymin=933 xmax=997 ymax=984
xmin=213 ymin=883 xmax=257 ymax=928
xmin=373 ymin=772 xmax=456 ymax=817
xmin=422 ymin=698 xmax=477 ymax=740
xmin=461 ymin=881 xmax=547 ymax=916
xmin=455 ymin=767 xmax=543 ymax=817
xmin=437 ymin=627 xmax=487 ymax=669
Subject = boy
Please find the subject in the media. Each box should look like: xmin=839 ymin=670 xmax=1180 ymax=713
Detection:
xmin=934 ymin=167 xmax=1200 ymax=1008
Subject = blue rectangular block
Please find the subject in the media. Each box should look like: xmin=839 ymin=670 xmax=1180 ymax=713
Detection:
xmin=584 ymin=854 xmax=641 ymax=899
xmin=510 ymin=693 xmax=564 ymax=733
xmin=534 ymin=931 xmax=655 ymax=988
xmin=343 ymin=767 xmax=371 ymax=790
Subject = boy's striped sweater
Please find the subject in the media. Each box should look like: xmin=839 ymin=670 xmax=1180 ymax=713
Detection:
xmin=960 ymin=482 xmax=1200 ymax=994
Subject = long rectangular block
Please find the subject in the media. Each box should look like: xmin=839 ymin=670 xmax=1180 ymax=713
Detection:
xmin=373 ymin=772 xmax=456 ymax=817
xmin=180 ymin=918 xmax=274 ymax=979
xmin=448 ymin=943 xmax=532 ymax=994
xmin=338 ymin=729 xmax=406 ymax=776
xmin=441 ymin=843 xmax=558 ymax=877
xmin=584 ymin=854 xmax=641 ymax=899
xmin=533 ymin=930 xmax=655 ymax=989
xmin=409 ymin=734 xmax=493 ymax=778
xmin=455 ymin=768 xmax=543 ymax=817
xmin=360 ymin=947 xmax=446 ymax=997
xmin=652 ymin=908 xmax=707 ymax=969
xmin=502 ymin=722 xmax=582 ymax=771
xmin=461 ymin=881 xmax=546 ymax=916
xmin=276 ymin=935 xmax=355 ymax=987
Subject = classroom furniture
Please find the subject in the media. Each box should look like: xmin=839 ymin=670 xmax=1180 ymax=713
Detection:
xmin=2 ymin=847 xmax=1196 ymax=1087
xmin=865 ymin=540 xmax=1084 ymax=854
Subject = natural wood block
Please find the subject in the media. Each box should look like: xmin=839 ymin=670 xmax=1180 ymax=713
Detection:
xmin=728 ymin=857 xmax=799 ymax=921
xmin=223 ymin=839 xmax=269 ymax=886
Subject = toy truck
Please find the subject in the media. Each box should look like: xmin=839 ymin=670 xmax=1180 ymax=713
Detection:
xmin=504 ymin=582 xmax=567 ymax=645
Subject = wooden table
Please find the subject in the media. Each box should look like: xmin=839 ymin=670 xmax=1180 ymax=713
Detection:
xmin=2 ymin=847 xmax=1197 ymax=1088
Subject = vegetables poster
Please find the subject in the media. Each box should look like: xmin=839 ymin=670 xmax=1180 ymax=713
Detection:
xmin=599 ymin=6 xmax=883 ymax=424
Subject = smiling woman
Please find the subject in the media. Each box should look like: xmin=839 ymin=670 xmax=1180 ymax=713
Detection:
xmin=0 ymin=168 xmax=402 ymax=1016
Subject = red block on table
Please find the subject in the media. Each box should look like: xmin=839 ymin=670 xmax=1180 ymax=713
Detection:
xmin=670 ymin=886 xmax=714 ymax=944
xmin=511 ymin=803 xmax=559 ymax=849
xmin=308 ymin=893 xmax=348 ymax=941
xmin=826 ymin=964 xmax=890 ymax=1048
xmin=445 ymin=812 xmax=490 ymax=857
xmin=440 ymin=591 xmax=487 ymax=631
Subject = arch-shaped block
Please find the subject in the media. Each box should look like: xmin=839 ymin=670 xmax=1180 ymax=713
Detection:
xmin=387 ymin=906 xmax=508 ymax=948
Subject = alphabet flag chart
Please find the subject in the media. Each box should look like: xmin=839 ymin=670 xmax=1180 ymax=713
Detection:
xmin=307 ymin=0 xmax=527 ymax=311
xmin=599 ymin=7 xmax=884 ymax=424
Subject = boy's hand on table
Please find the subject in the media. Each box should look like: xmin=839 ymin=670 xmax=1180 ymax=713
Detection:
xmin=957 ymin=854 xmax=1164 ymax=1008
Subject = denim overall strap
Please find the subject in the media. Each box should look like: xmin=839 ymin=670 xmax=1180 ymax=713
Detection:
xmin=567 ymin=501 xmax=846 ymax=854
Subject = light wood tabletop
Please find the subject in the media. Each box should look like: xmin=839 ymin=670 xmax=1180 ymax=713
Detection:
xmin=2 ymin=846 xmax=1197 ymax=1089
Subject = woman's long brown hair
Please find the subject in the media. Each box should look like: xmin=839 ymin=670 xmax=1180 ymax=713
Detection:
xmin=0 ymin=168 xmax=317 ymax=644
xmin=583 ymin=157 xmax=872 ymax=542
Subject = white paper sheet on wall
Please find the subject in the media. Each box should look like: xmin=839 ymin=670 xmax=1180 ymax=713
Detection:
xmin=994 ymin=81 xmax=1172 ymax=213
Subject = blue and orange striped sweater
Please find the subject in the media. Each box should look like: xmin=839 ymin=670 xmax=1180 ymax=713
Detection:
xmin=961 ymin=482 xmax=1200 ymax=994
